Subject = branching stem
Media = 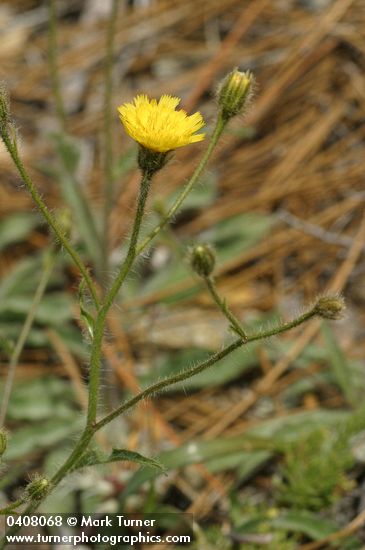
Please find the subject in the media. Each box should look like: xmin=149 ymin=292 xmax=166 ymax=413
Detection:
xmin=136 ymin=113 xmax=227 ymax=255
xmin=0 ymin=304 xmax=318 ymax=545
xmin=0 ymin=129 xmax=99 ymax=309
xmin=0 ymin=98 xmax=320 ymax=550
xmin=86 ymin=172 xmax=152 ymax=426
xmin=203 ymin=275 xmax=247 ymax=339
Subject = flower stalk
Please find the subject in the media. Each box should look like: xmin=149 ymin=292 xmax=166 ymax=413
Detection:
xmin=0 ymin=296 xmax=340 ymax=543
xmin=203 ymin=275 xmax=248 ymax=340
xmin=0 ymin=70 xmax=345 ymax=550
xmin=94 ymin=305 xmax=320 ymax=430
xmin=0 ymin=121 xmax=99 ymax=309
xmin=136 ymin=112 xmax=227 ymax=254
xmin=86 ymin=171 xmax=152 ymax=426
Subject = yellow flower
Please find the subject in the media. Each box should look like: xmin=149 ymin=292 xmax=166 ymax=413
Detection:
xmin=118 ymin=94 xmax=205 ymax=153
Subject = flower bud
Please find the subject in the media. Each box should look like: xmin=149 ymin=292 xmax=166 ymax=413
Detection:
xmin=138 ymin=146 xmax=171 ymax=177
xmin=0 ymin=429 xmax=7 ymax=457
xmin=26 ymin=476 xmax=50 ymax=501
xmin=190 ymin=244 xmax=216 ymax=277
xmin=217 ymin=69 xmax=254 ymax=120
xmin=314 ymin=295 xmax=345 ymax=320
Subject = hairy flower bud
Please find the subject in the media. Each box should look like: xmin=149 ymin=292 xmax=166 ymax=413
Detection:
xmin=314 ymin=295 xmax=345 ymax=320
xmin=217 ymin=69 xmax=254 ymax=120
xmin=0 ymin=429 xmax=7 ymax=457
xmin=26 ymin=476 xmax=50 ymax=501
xmin=190 ymin=244 xmax=216 ymax=277
xmin=138 ymin=147 xmax=170 ymax=177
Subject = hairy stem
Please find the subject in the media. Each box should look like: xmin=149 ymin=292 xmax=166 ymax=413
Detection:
xmin=0 ymin=306 xmax=318 ymax=546
xmin=136 ymin=113 xmax=227 ymax=255
xmin=0 ymin=498 xmax=26 ymax=515
xmin=86 ymin=171 xmax=152 ymax=425
xmin=204 ymin=276 xmax=247 ymax=339
xmin=95 ymin=307 xmax=318 ymax=430
xmin=0 ymin=129 xmax=99 ymax=309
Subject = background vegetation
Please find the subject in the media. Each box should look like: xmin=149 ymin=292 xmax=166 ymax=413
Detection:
xmin=0 ymin=0 xmax=364 ymax=548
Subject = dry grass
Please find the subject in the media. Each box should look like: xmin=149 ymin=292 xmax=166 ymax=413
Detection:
xmin=1 ymin=0 xmax=365 ymax=538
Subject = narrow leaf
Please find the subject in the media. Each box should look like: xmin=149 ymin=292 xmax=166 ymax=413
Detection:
xmin=321 ymin=322 xmax=360 ymax=406
xmin=75 ymin=448 xmax=164 ymax=471
xmin=109 ymin=449 xmax=164 ymax=471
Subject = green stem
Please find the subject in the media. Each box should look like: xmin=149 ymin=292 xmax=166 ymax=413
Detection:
xmin=0 ymin=171 xmax=153 ymax=546
xmin=95 ymin=307 xmax=318 ymax=431
xmin=0 ymin=500 xmax=38 ymax=544
xmin=51 ymin=427 xmax=94 ymax=485
xmin=95 ymin=338 xmax=243 ymax=431
xmin=102 ymin=0 xmax=119 ymax=271
xmin=0 ymin=130 xmax=99 ymax=309
xmin=136 ymin=113 xmax=227 ymax=255
xmin=0 ymin=249 xmax=57 ymax=427
xmin=0 ymin=306 xmax=318 ymax=545
xmin=0 ymin=498 xmax=26 ymax=515
xmin=247 ymin=309 xmax=316 ymax=342
xmin=204 ymin=276 xmax=247 ymax=339
xmin=47 ymin=0 xmax=66 ymax=129
xmin=86 ymin=171 xmax=152 ymax=426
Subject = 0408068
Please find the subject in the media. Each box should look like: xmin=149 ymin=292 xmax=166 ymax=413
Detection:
xmin=6 ymin=515 xmax=63 ymax=527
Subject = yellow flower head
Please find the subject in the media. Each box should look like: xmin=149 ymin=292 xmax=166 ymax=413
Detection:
xmin=118 ymin=94 xmax=205 ymax=153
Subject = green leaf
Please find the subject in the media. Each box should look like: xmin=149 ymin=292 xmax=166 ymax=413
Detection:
xmin=75 ymin=448 xmax=164 ymax=471
xmin=208 ymin=449 xmax=271 ymax=477
xmin=78 ymin=280 xmax=94 ymax=337
xmin=321 ymin=321 xmax=362 ymax=406
xmin=109 ymin=449 xmax=163 ymax=470
xmin=50 ymin=133 xmax=103 ymax=269
xmin=212 ymin=213 xmax=273 ymax=263
xmin=166 ymin=172 xmax=218 ymax=211
xmin=55 ymin=325 xmax=89 ymax=358
xmin=0 ymin=293 xmax=73 ymax=325
xmin=135 ymin=213 xmax=273 ymax=305
xmin=3 ymin=417 xmax=83 ymax=460
xmin=269 ymin=510 xmax=338 ymax=540
xmin=113 ymin=148 xmax=136 ymax=180
xmin=122 ymin=409 xmax=349 ymax=499
xmin=0 ymin=253 xmax=64 ymax=301
xmin=0 ymin=213 xmax=40 ymax=251
xmin=140 ymin=257 xmax=189 ymax=296
xmin=0 ymin=376 xmax=76 ymax=421
xmin=0 ymin=322 xmax=48 ymax=347
xmin=0 ymin=332 xmax=14 ymax=356
xmin=144 ymin=317 xmax=308 ymax=390
xmin=52 ymin=133 xmax=80 ymax=173
xmin=146 ymin=345 xmax=260 ymax=390
xmin=0 ymin=255 xmax=45 ymax=300
xmin=79 ymin=305 xmax=94 ymax=338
